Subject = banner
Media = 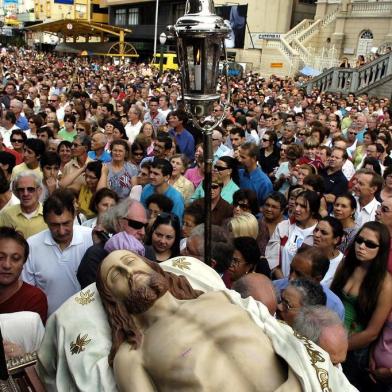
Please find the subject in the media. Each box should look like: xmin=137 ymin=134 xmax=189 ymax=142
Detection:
xmin=54 ymin=0 xmax=74 ymax=4
xmin=215 ymin=5 xmax=248 ymax=49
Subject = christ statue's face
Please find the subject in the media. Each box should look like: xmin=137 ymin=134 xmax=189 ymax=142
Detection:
xmin=101 ymin=250 xmax=168 ymax=314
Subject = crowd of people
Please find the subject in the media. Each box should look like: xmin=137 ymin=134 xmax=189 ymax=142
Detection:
xmin=0 ymin=46 xmax=392 ymax=390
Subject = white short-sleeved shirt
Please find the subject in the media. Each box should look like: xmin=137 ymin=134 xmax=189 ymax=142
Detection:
xmin=321 ymin=251 xmax=344 ymax=288
xmin=355 ymin=197 xmax=380 ymax=227
xmin=22 ymin=226 xmax=93 ymax=315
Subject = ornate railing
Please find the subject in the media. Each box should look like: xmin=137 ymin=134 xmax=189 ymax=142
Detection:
xmin=305 ymin=52 xmax=392 ymax=94
xmin=351 ymin=1 xmax=392 ymax=15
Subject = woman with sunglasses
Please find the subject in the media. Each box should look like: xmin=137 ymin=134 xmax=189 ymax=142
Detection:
xmin=190 ymin=156 xmax=239 ymax=204
xmin=9 ymin=130 xmax=26 ymax=164
xmin=259 ymin=130 xmax=280 ymax=178
xmin=331 ymin=222 xmax=392 ymax=390
xmin=266 ymin=190 xmax=319 ymax=279
xmin=145 ymin=212 xmax=181 ymax=262
xmin=232 ymin=188 xmax=259 ymax=217
xmin=27 ymin=114 xmax=44 ymax=139
xmin=333 ymin=193 xmax=359 ymax=254
xmin=169 ymin=154 xmax=194 ymax=205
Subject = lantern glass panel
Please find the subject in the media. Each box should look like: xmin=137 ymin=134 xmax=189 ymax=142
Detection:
xmin=184 ymin=39 xmax=204 ymax=93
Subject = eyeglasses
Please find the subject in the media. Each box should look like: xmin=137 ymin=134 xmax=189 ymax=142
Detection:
xmin=72 ymin=143 xmax=82 ymax=148
xmin=124 ymin=218 xmax=148 ymax=230
xmin=355 ymin=236 xmax=380 ymax=249
xmin=348 ymin=131 xmax=357 ymax=135
xmin=279 ymin=298 xmax=298 ymax=312
xmin=213 ymin=109 xmax=222 ymax=113
xmin=231 ymin=256 xmax=246 ymax=267
xmin=76 ymin=128 xmax=85 ymax=132
xmin=11 ymin=139 xmax=23 ymax=143
xmin=213 ymin=165 xmax=228 ymax=172
xmin=16 ymin=187 xmax=37 ymax=194
xmin=211 ymin=184 xmax=221 ymax=190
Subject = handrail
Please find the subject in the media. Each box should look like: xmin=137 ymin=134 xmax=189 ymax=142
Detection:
xmin=305 ymin=52 xmax=392 ymax=94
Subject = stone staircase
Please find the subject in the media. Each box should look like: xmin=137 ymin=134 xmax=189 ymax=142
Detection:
xmin=262 ymin=8 xmax=339 ymax=76
xmin=304 ymin=52 xmax=392 ymax=97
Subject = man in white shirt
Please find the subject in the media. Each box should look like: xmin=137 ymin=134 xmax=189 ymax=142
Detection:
xmin=353 ymin=168 xmax=382 ymax=227
xmin=125 ymin=106 xmax=143 ymax=143
xmin=22 ymin=190 xmax=93 ymax=315
xmin=158 ymin=95 xmax=171 ymax=119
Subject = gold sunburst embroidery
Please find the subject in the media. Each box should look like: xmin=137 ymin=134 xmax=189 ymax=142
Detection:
xmin=70 ymin=334 xmax=92 ymax=355
xmin=172 ymin=257 xmax=191 ymax=270
xmin=75 ymin=290 xmax=95 ymax=305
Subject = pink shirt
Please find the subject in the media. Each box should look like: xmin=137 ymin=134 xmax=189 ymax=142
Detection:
xmin=184 ymin=167 xmax=204 ymax=188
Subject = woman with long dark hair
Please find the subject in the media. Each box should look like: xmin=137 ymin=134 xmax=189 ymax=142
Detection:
xmin=145 ymin=212 xmax=181 ymax=262
xmin=266 ymin=190 xmax=319 ymax=279
xmin=259 ymin=130 xmax=280 ymax=177
xmin=331 ymin=221 xmax=392 ymax=390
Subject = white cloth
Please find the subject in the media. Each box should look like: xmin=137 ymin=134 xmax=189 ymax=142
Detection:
xmin=37 ymin=256 xmax=357 ymax=392
xmin=0 ymin=125 xmax=18 ymax=147
xmin=22 ymin=226 xmax=93 ymax=315
xmin=0 ymin=312 xmax=44 ymax=353
xmin=125 ymin=121 xmax=142 ymax=143
xmin=82 ymin=217 xmax=97 ymax=229
xmin=321 ymin=251 xmax=344 ymax=288
xmin=342 ymin=159 xmax=356 ymax=181
xmin=0 ymin=193 xmax=19 ymax=212
xmin=265 ymin=220 xmax=317 ymax=277
xmin=355 ymin=197 xmax=380 ymax=227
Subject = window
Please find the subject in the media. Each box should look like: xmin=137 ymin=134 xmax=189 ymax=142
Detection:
xmin=115 ymin=9 xmax=126 ymax=26
xmin=128 ymin=8 xmax=139 ymax=25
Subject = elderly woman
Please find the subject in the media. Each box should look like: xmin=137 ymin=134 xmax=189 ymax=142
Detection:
xmin=277 ymin=278 xmax=326 ymax=327
xmin=169 ymin=154 xmax=195 ymax=205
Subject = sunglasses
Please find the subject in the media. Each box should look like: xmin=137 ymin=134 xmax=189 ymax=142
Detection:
xmin=355 ymin=236 xmax=379 ymax=249
xmin=211 ymin=184 xmax=221 ymax=190
xmin=16 ymin=186 xmax=37 ymax=193
xmin=214 ymin=165 xmax=228 ymax=172
xmin=76 ymin=128 xmax=85 ymax=132
xmin=298 ymin=133 xmax=306 ymax=136
xmin=262 ymin=138 xmax=270 ymax=142
xmin=11 ymin=139 xmax=23 ymax=143
xmin=124 ymin=218 xmax=148 ymax=230
xmin=234 ymin=201 xmax=249 ymax=209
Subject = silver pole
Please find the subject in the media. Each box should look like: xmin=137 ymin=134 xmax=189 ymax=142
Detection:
xmin=153 ymin=0 xmax=159 ymax=59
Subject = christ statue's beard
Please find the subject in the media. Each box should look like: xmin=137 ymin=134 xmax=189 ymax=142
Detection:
xmin=124 ymin=271 xmax=169 ymax=314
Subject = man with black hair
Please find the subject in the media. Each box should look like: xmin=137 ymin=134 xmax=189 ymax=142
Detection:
xmin=0 ymin=167 xmax=18 ymax=211
xmin=11 ymin=138 xmax=45 ymax=180
xmin=273 ymin=247 xmax=345 ymax=320
xmin=146 ymin=193 xmax=174 ymax=229
xmin=40 ymin=151 xmax=61 ymax=201
xmin=144 ymin=97 xmax=166 ymax=129
xmin=168 ymin=110 xmax=195 ymax=161
xmin=0 ymin=227 xmax=47 ymax=323
xmin=22 ymin=190 xmax=93 ymax=315
xmin=140 ymin=158 xmax=184 ymax=221
xmin=0 ymin=151 xmax=16 ymax=181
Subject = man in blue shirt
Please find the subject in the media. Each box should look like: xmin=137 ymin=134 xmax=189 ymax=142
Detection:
xmin=87 ymin=132 xmax=111 ymax=163
xmin=10 ymin=99 xmax=29 ymax=131
xmin=168 ymin=110 xmax=195 ymax=161
xmin=273 ymin=247 xmax=345 ymax=321
xmin=238 ymin=141 xmax=273 ymax=205
xmin=141 ymin=158 xmax=184 ymax=222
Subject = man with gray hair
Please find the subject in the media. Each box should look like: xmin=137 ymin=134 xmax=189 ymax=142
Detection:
xmin=0 ymin=171 xmax=47 ymax=238
xmin=182 ymin=224 xmax=234 ymax=283
xmin=212 ymin=129 xmax=232 ymax=163
xmin=77 ymin=198 xmax=148 ymax=288
xmin=10 ymin=99 xmax=29 ymax=131
xmin=293 ymin=305 xmax=348 ymax=366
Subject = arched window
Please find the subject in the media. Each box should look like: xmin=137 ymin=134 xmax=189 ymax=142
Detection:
xmin=357 ymin=30 xmax=374 ymax=57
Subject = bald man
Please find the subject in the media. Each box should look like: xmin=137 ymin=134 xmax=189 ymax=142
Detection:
xmin=232 ymin=273 xmax=277 ymax=315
